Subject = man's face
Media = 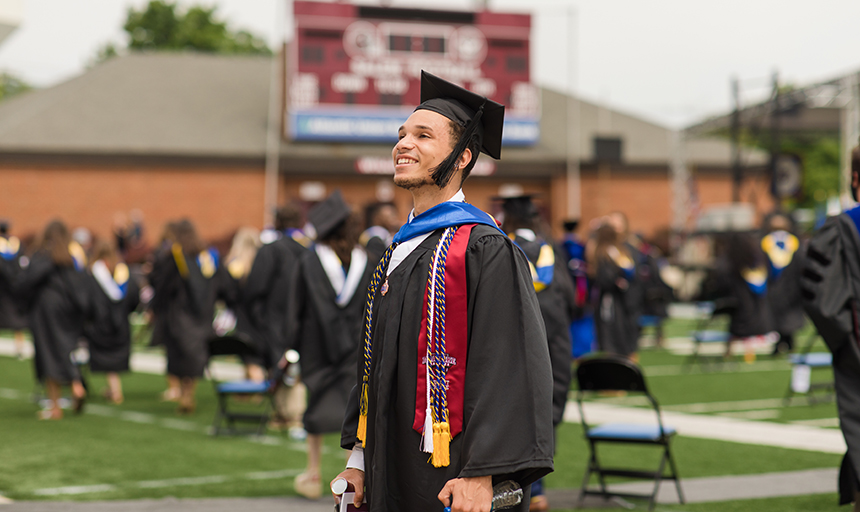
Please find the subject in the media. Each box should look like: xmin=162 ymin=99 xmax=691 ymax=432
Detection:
xmin=392 ymin=109 xmax=453 ymax=190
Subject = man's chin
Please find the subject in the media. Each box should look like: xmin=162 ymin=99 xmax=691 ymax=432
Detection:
xmin=394 ymin=175 xmax=435 ymax=190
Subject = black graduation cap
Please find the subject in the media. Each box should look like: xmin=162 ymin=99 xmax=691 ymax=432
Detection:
xmin=492 ymin=194 xmax=540 ymax=225
xmin=415 ymin=71 xmax=505 ymax=187
xmin=308 ymin=190 xmax=351 ymax=240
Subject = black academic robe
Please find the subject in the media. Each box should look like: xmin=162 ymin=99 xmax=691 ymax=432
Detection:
xmin=243 ymin=235 xmax=307 ymax=368
xmin=152 ymin=249 xmax=224 ymax=379
xmin=289 ymin=246 xmax=373 ymax=435
xmin=0 ymin=250 xmax=28 ymax=330
xmin=146 ymin=245 xmax=172 ymax=348
xmin=764 ymin=239 xmax=806 ymax=337
xmin=594 ymin=256 xmax=639 ymax=357
xmin=341 ymin=225 xmax=554 ymax=512
xmin=721 ymin=265 xmax=774 ymax=338
xmin=220 ymin=270 xmax=266 ymax=367
xmin=801 ymin=212 xmax=860 ymax=496
xmin=15 ymin=253 xmax=89 ymax=383
xmin=84 ymin=272 xmax=140 ymax=373
xmin=512 ymin=234 xmax=574 ymax=427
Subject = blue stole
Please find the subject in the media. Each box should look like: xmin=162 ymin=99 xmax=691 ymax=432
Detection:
xmin=392 ymin=202 xmax=504 ymax=244
xmin=845 ymin=205 xmax=860 ymax=235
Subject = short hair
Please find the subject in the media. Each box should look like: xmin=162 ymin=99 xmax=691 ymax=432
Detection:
xmin=275 ymin=203 xmax=302 ymax=231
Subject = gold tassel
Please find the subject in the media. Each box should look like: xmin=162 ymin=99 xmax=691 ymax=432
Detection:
xmin=431 ymin=422 xmax=451 ymax=468
xmin=171 ymin=243 xmax=189 ymax=278
xmin=357 ymin=382 xmax=369 ymax=443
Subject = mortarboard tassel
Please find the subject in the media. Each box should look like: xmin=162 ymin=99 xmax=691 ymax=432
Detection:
xmin=431 ymin=104 xmax=485 ymax=189
xmin=171 ymin=243 xmax=189 ymax=278
xmin=357 ymin=377 xmax=369 ymax=443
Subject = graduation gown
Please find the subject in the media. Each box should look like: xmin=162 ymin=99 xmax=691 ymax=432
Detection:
xmin=801 ymin=211 xmax=860 ymax=496
xmin=722 ymin=266 xmax=774 ymax=338
xmin=15 ymin=253 xmax=89 ymax=383
xmin=146 ymin=245 xmax=172 ymax=348
xmin=220 ymin=269 xmax=266 ymax=367
xmin=341 ymin=225 xmax=554 ymax=512
xmin=0 ymin=247 xmax=28 ymax=330
xmin=594 ymin=256 xmax=639 ymax=357
xmin=512 ymin=233 xmax=574 ymax=427
xmin=243 ymin=235 xmax=307 ymax=368
xmin=290 ymin=246 xmax=372 ymax=434
xmin=764 ymin=240 xmax=806 ymax=337
xmin=152 ymin=249 xmax=224 ymax=379
xmin=84 ymin=270 xmax=140 ymax=373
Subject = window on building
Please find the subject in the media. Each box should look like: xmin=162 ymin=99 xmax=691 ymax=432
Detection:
xmin=594 ymin=137 xmax=623 ymax=163
xmin=302 ymin=46 xmax=324 ymax=63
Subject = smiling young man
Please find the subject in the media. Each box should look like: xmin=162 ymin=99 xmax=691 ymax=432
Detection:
xmin=331 ymin=72 xmax=554 ymax=512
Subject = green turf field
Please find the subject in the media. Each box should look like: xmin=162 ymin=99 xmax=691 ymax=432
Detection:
xmin=0 ymin=319 xmax=846 ymax=510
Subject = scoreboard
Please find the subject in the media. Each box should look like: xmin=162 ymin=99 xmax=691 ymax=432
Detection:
xmin=287 ymin=1 xmax=539 ymax=146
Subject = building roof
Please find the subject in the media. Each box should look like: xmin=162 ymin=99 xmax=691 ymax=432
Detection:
xmin=0 ymin=51 xmax=751 ymax=169
xmin=0 ymin=52 xmax=272 ymax=157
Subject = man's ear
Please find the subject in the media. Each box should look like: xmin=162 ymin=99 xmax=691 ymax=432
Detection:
xmin=853 ymin=170 xmax=859 ymax=201
xmin=457 ymin=147 xmax=472 ymax=171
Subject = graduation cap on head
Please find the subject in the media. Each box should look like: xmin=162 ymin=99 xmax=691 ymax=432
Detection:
xmin=492 ymin=193 xmax=540 ymax=224
xmin=415 ymin=71 xmax=505 ymax=188
xmin=308 ymin=190 xmax=351 ymax=240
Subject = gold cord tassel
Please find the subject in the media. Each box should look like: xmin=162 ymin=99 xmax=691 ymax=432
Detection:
xmin=171 ymin=243 xmax=189 ymax=278
xmin=357 ymin=381 xmax=369 ymax=443
xmin=431 ymin=422 xmax=451 ymax=468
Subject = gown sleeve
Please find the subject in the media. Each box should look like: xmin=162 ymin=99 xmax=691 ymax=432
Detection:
xmin=457 ymin=232 xmax=554 ymax=486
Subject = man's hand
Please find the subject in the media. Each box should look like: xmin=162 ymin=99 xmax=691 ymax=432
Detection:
xmin=331 ymin=468 xmax=364 ymax=507
xmin=437 ymin=476 xmax=492 ymax=512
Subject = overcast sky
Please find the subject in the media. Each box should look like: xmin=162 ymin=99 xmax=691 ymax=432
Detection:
xmin=1 ymin=0 xmax=859 ymax=128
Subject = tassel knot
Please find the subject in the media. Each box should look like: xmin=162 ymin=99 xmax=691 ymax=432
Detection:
xmin=431 ymin=422 xmax=451 ymax=467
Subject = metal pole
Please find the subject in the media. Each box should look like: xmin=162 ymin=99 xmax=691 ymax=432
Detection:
xmin=565 ymin=6 xmax=581 ymax=219
xmin=263 ymin=0 xmax=286 ymax=227
xmin=840 ymin=72 xmax=860 ymax=205
xmin=769 ymin=71 xmax=780 ymax=200
xmin=731 ymin=77 xmax=742 ymax=203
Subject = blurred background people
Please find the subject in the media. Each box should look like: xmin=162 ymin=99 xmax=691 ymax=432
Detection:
xmin=498 ymin=195 xmax=574 ymax=512
xmin=288 ymin=191 xmax=372 ymax=500
xmin=761 ymin=212 xmax=805 ymax=354
xmin=150 ymin=218 xmax=225 ymax=414
xmin=14 ymin=220 xmax=89 ymax=420
xmin=244 ymin=203 xmax=310 ymax=431
xmin=590 ymin=221 xmax=640 ymax=360
xmin=560 ymin=218 xmax=595 ymax=359
xmin=221 ymin=226 xmax=264 ymax=382
xmin=0 ymin=220 xmax=28 ymax=359
xmin=147 ymin=221 xmax=181 ymax=402
xmin=84 ymin=240 xmax=140 ymax=405
xmin=360 ymin=201 xmax=400 ymax=259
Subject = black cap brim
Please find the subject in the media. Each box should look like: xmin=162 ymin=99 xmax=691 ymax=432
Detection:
xmin=416 ymin=71 xmax=505 ymax=160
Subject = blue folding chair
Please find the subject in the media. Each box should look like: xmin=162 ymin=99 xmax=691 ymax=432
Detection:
xmin=576 ymin=355 xmax=684 ymax=511
xmin=207 ymin=335 xmax=280 ymax=436
xmin=784 ymin=333 xmax=834 ymax=405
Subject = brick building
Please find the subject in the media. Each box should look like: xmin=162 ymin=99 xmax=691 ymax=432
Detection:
xmin=0 ymin=52 xmax=770 ymax=246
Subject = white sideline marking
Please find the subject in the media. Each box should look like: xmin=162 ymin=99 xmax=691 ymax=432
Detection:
xmin=792 ymin=418 xmax=841 ymax=428
xmin=666 ymin=398 xmax=787 ymax=413
xmin=565 ymin=401 xmax=846 ymax=453
xmin=717 ymin=409 xmax=780 ymax=420
xmin=29 ymin=469 xmax=304 ymax=496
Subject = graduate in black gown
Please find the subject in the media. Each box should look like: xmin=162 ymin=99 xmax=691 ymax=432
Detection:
xmin=0 ymin=221 xmax=29 ymax=359
xmin=801 ymin=146 xmax=860 ymax=508
xmin=334 ymin=71 xmax=553 ymax=512
xmin=498 ymin=195 xmax=574 ymax=512
xmin=761 ymin=212 xmax=805 ymax=354
xmin=590 ymin=223 xmax=639 ymax=359
xmin=147 ymin=221 xmax=182 ymax=401
xmin=151 ymin=219 xmax=225 ymax=414
xmin=12 ymin=220 xmax=89 ymax=420
xmin=290 ymin=191 xmax=373 ymax=499
xmin=243 ymin=204 xmax=310 ymax=430
xmin=84 ymin=240 xmax=140 ymax=404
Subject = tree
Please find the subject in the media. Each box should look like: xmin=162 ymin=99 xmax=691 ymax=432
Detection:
xmin=0 ymin=72 xmax=32 ymax=103
xmin=98 ymin=0 xmax=271 ymax=61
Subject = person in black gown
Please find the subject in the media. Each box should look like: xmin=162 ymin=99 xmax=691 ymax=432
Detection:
xmin=290 ymin=191 xmax=373 ymax=499
xmin=151 ymin=219 xmax=225 ymax=414
xmin=333 ymin=71 xmax=553 ymax=512
xmin=0 ymin=220 xmax=29 ymax=359
xmin=590 ymin=222 xmax=639 ymax=359
xmin=497 ymin=195 xmax=574 ymax=512
xmin=147 ymin=221 xmax=182 ymax=402
xmin=12 ymin=220 xmax=89 ymax=420
xmin=761 ymin=212 xmax=805 ymax=354
xmin=84 ymin=240 xmax=140 ymax=404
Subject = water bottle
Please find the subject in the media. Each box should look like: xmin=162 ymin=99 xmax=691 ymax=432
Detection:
xmin=443 ymin=480 xmax=522 ymax=511
xmin=491 ymin=480 xmax=523 ymax=510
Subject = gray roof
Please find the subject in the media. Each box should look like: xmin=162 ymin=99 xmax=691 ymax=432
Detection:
xmin=0 ymin=52 xmax=272 ymax=157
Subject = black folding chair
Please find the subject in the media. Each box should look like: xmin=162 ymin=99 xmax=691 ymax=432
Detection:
xmin=576 ymin=355 xmax=684 ymax=511
xmin=684 ymin=299 xmax=735 ymax=371
xmin=207 ymin=335 xmax=279 ymax=436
